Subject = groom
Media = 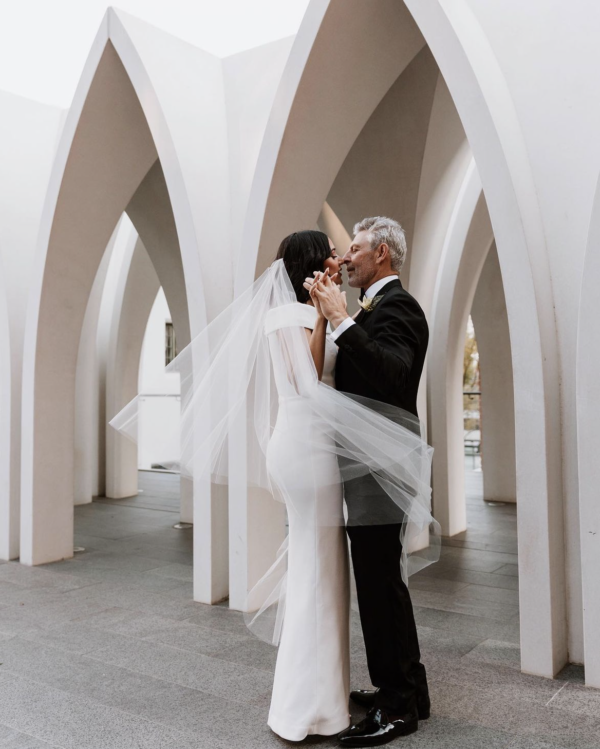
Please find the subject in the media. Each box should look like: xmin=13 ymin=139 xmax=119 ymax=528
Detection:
xmin=310 ymin=216 xmax=430 ymax=746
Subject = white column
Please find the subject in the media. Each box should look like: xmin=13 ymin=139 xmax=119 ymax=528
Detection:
xmin=74 ymin=224 xmax=122 ymax=505
xmin=471 ymin=244 xmax=516 ymax=504
xmin=105 ymin=236 xmax=160 ymax=499
xmin=427 ymin=163 xmax=493 ymax=536
xmin=0 ymin=93 xmax=64 ymax=560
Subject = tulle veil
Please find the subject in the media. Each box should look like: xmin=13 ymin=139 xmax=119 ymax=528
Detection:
xmin=110 ymin=259 xmax=440 ymax=644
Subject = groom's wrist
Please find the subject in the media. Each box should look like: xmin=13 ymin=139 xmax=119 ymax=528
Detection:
xmin=329 ymin=311 xmax=350 ymax=330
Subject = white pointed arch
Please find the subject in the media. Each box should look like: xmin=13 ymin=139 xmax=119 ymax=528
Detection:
xmin=20 ymin=9 xmax=230 ymax=604
xmin=428 ymin=161 xmax=494 ymax=536
xmin=236 ymin=0 xmax=564 ymax=677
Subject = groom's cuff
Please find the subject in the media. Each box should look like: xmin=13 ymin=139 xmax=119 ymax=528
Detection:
xmin=331 ymin=317 xmax=355 ymax=342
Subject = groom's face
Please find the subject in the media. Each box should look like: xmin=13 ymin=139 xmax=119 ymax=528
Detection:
xmin=342 ymin=231 xmax=377 ymax=288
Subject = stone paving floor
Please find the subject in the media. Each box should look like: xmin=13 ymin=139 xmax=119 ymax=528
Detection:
xmin=0 ymin=469 xmax=597 ymax=748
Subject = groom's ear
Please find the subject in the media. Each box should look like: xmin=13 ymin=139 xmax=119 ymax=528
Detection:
xmin=375 ymin=242 xmax=390 ymax=264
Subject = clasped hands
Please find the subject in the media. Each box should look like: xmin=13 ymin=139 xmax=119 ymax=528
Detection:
xmin=303 ymin=269 xmax=350 ymax=330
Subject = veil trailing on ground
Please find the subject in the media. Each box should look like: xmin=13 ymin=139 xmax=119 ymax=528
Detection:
xmin=110 ymin=259 xmax=440 ymax=644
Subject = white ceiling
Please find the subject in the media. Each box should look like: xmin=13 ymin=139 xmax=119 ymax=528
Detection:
xmin=0 ymin=0 xmax=311 ymax=109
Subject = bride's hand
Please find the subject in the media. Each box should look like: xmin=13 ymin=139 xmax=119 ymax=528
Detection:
xmin=310 ymin=271 xmax=326 ymax=317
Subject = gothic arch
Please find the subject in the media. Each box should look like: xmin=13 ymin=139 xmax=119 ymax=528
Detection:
xmin=237 ymin=0 xmax=564 ymax=677
xmin=20 ymin=10 xmax=229 ymax=604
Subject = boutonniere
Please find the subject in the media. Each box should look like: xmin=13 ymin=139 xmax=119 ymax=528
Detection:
xmin=357 ymin=295 xmax=384 ymax=313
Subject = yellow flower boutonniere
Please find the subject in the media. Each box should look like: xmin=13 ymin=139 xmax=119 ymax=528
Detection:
xmin=357 ymin=294 xmax=384 ymax=313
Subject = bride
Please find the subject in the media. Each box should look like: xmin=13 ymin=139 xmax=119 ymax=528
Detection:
xmin=264 ymin=230 xmax=351 ymax=739
xmin=110 ymin=229 xmax=438 ymax=742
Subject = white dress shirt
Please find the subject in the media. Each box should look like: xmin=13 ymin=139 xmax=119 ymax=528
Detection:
xmin=331 ymin=274 xmax=398 ymax=342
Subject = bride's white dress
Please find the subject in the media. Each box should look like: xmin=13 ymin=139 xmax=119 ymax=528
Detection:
xmin=264 ymin=302 xmax=351 ymax=741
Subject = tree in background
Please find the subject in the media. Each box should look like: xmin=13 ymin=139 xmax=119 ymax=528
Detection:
xmin=463 ymin=317 xmax=480 ymax=432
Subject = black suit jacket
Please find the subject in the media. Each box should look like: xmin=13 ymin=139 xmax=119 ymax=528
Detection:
xmin=334 ymin=279 xmax=428 ymax=418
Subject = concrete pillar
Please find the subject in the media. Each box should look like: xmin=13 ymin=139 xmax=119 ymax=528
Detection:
xmin=74 ymin=222 xmax=122 ymax=505
xmin=405 ymin=0 xmax=566 ymax=679
xmin=471 ymin=243 xmax=516 ymax=504
xmin=105 ymin=236 xmax=160 ymax=499
xmin=576 ymin=177 xmax=600 ymax=687
xmin=0 ymin=92 xmax=64 ymax=560
xmin=427 ymin=163 xmax=493 ymax=536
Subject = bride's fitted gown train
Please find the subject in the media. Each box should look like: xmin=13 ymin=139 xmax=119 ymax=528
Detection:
xmin=264 ymin=303 xmax=350 ymax=741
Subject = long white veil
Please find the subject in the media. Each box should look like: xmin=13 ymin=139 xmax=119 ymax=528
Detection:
xmin=110 ymin=259 xmax=440 ymax=644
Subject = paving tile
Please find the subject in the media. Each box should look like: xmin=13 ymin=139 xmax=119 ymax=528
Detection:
xmin=0 ymin=594 xmax=107 ymax=637
xmin=425 ymin=653 xmax=563 ymax=706
xmin=409 ymin=576 xmax=471 ymax=595
xmin=61 ymin=552 xmax=166 ymax=573
xmin=439 ymin=547 xmax=519 ymax=573
xmin=555 ymin=663 xmax=585 ymax=684
xmin=75 ymin=609 xmax=251 ymax=655
xmin=413 ymin=606 xmax=521 ymax=643
xmin=54 ymin=582 xmax=200 ymax=622
xmin=417 ymin=625 xmax=486 ymax=657
xmin=493 ymin=563 xmax=520 ymax=577
xmin=40 ymin=564 xmax=192 ymax=598
xmin=0 ymin=723 xmax=60 ymax=748
xmin=183 ymin=604 xmax=249 ymax=636
xmin=85 ymin=636 xmax=273 ymax=705
xmin=464 ymin=638 xmax=522 ymax=669
xmin=455 ymin=583 xmax=520 ymax=606
xmin=429 ymin=679 xmax=600 ymax=748
xmin=0 ymin=671 xmax=187 ymax=749
xmin=549 ymin=681 xmax=600 ymax=718
xmin=107 ymin=545 xmax=192 ymax=567
xmin=410 ymin=588 xmax=519 ymax=622
xmin=0 ymin=564 xmax=96 ymax=593
xmin=399 ymin=716 xmax=514 ymax=749
xmin=0 ymin=638 xmax=263 ymax=748
xmin=115 ymin=529 xmax=194 ymax=553
xmin=19 ymin=622 xmax=135 ymax=656
xmin=414 ymin=565 xmax=520 ymax=591
xmin=147 ymin=564 xmax=193 ymax=582
xmin=505 ymin=737 xmax=581 ymax=749
xmin=211 ymin=637 xmax=278 ymax=672
xmin=442 ymin=537 xmax=519 ymax=554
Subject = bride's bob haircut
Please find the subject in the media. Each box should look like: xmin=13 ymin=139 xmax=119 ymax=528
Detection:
xmin=276 ymin=230 xmax=332 ymax=304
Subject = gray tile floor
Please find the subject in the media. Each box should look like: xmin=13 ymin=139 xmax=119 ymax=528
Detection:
xmin=0 ymin=469 xmax=596 ymax=748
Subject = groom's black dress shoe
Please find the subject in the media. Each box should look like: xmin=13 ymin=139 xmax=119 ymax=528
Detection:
xmin=350 ymin=689 xmax=431 ymax=720
xmin=338 ymin=707 xmax=418 ymax=746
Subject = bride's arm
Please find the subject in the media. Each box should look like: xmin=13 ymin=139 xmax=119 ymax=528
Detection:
xmin=304 ymin=269 xmax=331 ymax=380
xmin=306 ymin=314 xmax=327 ymax=380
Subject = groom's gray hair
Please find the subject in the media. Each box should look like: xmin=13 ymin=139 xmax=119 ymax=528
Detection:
xmin=353 ymin=216 xmax=407 ymax=273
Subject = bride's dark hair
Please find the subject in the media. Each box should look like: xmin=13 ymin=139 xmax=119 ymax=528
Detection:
xmin=276 ymin=230 xmax=331 ymax=303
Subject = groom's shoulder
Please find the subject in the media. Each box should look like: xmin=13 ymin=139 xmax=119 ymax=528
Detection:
xmin=380 ymin=284 xmax=427 ymax=322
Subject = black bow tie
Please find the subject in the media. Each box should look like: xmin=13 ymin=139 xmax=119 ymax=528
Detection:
xmin=359 ymin=288 xmax=365 ymax=301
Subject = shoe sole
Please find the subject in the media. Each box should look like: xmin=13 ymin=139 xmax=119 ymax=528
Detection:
xmin=339 ymin=720 xmax=418 ymax=747
xmin=350 ymin=695 xmax=430 ymax=721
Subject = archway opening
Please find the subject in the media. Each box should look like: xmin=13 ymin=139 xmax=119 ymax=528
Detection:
xmin=253 ymin=1 xmax=533 ymax=666
xmin=21 ymin=42 xmax=193 ymax=572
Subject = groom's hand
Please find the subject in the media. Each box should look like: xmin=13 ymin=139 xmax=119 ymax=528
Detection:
xmin=312 ymin=274 xmax=348 ymax=330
